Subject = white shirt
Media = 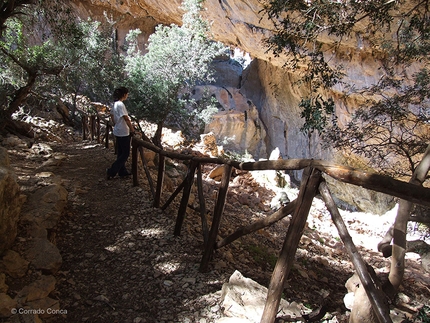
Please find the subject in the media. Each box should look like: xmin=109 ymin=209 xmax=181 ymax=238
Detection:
xmin=112 ymin=101 xmax=130 ymax=137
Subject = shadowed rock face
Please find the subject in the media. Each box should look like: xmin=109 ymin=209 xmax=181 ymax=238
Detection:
xmin=71 ymin=0 xmax=276 ymax=65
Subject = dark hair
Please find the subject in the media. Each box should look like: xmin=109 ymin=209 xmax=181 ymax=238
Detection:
xmin=113 ymin=87 xmax=129 ymax=101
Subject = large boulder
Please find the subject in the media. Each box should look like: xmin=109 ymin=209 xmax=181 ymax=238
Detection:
xmin=220 ymin=270 xmax=303 ymax=322
xmin=25 ymin=238 xmax=62 ymax=274
xmin=0 ymin=147 xmax=23 ymax=255
xmin=20 ymin=183 xmax=68 ymax=230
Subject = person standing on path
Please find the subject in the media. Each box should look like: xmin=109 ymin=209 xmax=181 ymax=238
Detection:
xmin=106 ymin=86 xmax=135 ymax=179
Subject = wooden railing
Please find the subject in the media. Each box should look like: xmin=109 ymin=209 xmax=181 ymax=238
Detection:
xmin=81 ymin=114 xmax=114 ymax=149
xmin=130 ymin=135 xmax=430 ymax=323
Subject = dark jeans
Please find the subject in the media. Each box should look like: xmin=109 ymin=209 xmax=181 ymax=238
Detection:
xmin=107 ymin=135 xmax=131 ymax=177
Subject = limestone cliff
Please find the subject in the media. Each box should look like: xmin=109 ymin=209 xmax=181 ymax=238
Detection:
xmin=69 ymin=0 xmax=371 ymax=159
xmin=70 ymin=0 xmax=396 ymax=212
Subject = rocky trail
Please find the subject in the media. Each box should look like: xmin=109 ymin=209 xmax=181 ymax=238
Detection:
xmin=2 ymin=136 xmax=430 ymax=323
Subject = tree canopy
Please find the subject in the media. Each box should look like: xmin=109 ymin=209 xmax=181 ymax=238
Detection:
xmin=262 ymin=0 xmax=430 ymax=179
xmin=0 ymin=0 xmax=125 ymax=130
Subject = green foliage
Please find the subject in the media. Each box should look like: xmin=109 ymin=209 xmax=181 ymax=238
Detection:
xmin=0 ymin=1 xmax=125 ymax=124
xmin=324 ymin=66 xmax=430 ymax=178
xmin=124 ymin=0 xmax=226 ymax=139
xmin=47 ymin=18 xmax=125 ymax=114
xmin=181 ymin=93 xmax=220 ymax=139
xmin=300 ymin=95 xmax=335 ymax=135
xmin=417 ymin=305 xmax=430 ymax=323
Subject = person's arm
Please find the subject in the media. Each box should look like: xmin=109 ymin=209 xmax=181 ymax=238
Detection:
xmin=123 ymin=115 xmax=135 ymax=135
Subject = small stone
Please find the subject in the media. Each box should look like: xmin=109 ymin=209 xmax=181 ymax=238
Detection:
xmin=182 ymin=277 xmax=196 ymax=284
xmin=163 ymin=280 xmax=174 ymax=287
xmin=211 ymin=304 xmax=220 ymax=312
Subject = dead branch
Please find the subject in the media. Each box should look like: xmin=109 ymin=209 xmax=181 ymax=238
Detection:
xmin=215 ymin=199 xmax=297 ymax=249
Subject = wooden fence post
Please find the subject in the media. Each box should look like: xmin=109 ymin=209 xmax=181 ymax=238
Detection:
xmin=174 ymin=161 xmax=198 ymax=236
xmin=261 ymin=167 xmax=321 ymax=323
xmin=96 ymin=116 xmax=101 ymax=143
xmin=82 ymin=115 xmax=87 ymax=140
xmin=319 ymin=181 xmax=392 ymax=323
xmin=139 ymin=147 xmax=156 ymax=200
xmin=199 ymin=164 xmax=232 ymax=272
xmin=196 ymin=164 xmax=209 ymax=246
xmin=90 ymin=115 xmax=96 ymax=141
xmin=153 ymin=154 xmax=165 ymax=208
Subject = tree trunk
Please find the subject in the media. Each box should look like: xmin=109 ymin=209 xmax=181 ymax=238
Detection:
xmin=0 ymin=70 xmax=37 ymax=134
xmin=6 ymin=71 xmax=37 ymax=116
xmin=383 ymin=143 xmax=430 ymax=299
xmin=153 ymin=121 xmax=163 ymax=147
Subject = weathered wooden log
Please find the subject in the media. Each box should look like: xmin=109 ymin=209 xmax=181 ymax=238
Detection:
xmin=90 ymin=115 xmax=96 ymax=141
xmin=96 ymin=116 xmax=101 ymax=143
xmin=261 ymin=167 xmax=322 ymax=323
xmin=131 ymin=137 xmax=430 ymax=207
xmin=215 ymin=199 xmax=297 ymax=249
xmin=105 ymin=125 xmax=109 ymax=148
xmin=200 ymin=164 xmax=232 ymax=272
xmin=196 ymin=164 xmax=209 ymax=246
xmin=319 ymin=180 xmax=392 ymax=323
xmin=174 ymin=161 xmax=198 ymax=236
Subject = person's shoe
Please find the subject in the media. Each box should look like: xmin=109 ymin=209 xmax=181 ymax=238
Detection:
xmin=106 ymin=169 xmax=114 ymax=180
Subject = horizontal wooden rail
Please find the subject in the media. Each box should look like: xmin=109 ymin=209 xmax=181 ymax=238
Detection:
xmin=132 ymin=137 xmax=430 ymax=207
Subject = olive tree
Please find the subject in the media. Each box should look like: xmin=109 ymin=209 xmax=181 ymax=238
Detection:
xmin=47 ymin=18 xmax=125 ymax=120
xmin=0 ymin=0 xmax=125 ymax=132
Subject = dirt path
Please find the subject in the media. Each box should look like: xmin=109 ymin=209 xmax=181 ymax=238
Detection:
xmin=46 ymin=142 xmax=230 ymax=322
